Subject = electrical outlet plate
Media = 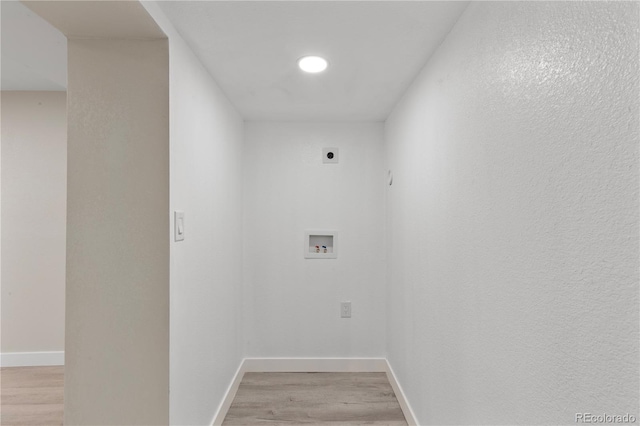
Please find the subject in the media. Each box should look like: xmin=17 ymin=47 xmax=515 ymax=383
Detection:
xmin=341 ymin=301 xmax=351 ymax=318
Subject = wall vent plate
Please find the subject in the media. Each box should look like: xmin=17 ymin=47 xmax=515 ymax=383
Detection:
xmin=304 ymin=230 xmax=338 ymax=259
xmin=323 ymin=147 xmax=339 ymax=164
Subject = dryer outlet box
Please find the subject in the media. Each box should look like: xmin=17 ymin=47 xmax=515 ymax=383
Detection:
xmin=323 ymin=147 xmax=339 ymax=164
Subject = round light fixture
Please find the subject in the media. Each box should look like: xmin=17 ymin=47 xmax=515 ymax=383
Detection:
xmin=298 ymin=56 xmax=328 ymax=73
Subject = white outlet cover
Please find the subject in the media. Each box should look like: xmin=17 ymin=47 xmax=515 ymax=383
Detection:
xmin=323 ymin=147 xmax=339 ymax=164
xmin=341 ymin=301 xmax=351 ymax=318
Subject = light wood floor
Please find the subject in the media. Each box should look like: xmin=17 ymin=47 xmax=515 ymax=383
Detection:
xmin=0 ymin=366 xmax=64 ymax=426
xmin=0 ymin=368 xmax=406 ymax=425
xmin=223 ymin=372 xmax=408 ymax=425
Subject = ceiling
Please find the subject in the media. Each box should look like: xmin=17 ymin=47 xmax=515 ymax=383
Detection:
xmin=1 ymin=0 xmax=67 ymax=91
xmin=2 ymin=1 xmax=470 ymax=121
xmin=157 ymin=1 xmax=469 ymax=121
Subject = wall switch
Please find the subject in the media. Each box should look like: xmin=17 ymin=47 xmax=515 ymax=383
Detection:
xmin=341 ymin=301 xmax=351 ymax=318
xmin=174 ymin=211 xmax=185 ymax=241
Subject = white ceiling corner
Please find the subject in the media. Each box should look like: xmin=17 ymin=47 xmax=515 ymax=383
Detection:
xmin=157 ymin=1 xmax=469 ymax=121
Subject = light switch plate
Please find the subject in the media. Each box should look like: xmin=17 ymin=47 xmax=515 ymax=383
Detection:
xmin=174 ymin=211 xmax=185 ymax=241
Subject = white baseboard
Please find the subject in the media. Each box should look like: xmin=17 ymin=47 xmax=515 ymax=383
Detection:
xmin=0 ymin=351 xmax=64 ymax=367
xmin=211 ymin=357 xmax=407 ymax=425
xmin=242 ymin=357 xmax=388 ymax=373
xmin=211 ymin=359 xmax=247 ymax=426
xmin=384 ymin=360 xmax=418 ymax=426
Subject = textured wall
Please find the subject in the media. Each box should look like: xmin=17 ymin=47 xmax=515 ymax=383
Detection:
xmin=1 ymin=91 xmax=66 ymax=354
xmin=244 ymin=122 xmax=386 ymax=358
xmin=65 ymin=38 xmax=169 ymax=425
xmin=385 ymin=2 xmax=639 ymax=424
xmin=141 ymin=3 xmax=246 ymax=425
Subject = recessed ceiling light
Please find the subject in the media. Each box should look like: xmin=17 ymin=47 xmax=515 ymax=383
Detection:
xmin=298 ymin=56 xmax=328 ymax=73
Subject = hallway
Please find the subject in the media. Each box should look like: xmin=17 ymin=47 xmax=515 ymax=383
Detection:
xmin=1 ymin=1 xmax=638 ymax=425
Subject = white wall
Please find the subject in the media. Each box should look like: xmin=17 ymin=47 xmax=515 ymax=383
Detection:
xmin=385 ymin=2 xmax=639 ymax=425
xmin=142 ymin=4 xmax=245 ymax=425
xmin=1 ymin=91 xmax=66 ymax=357
xmin=244 ymin=122 xmax=386 ymax=358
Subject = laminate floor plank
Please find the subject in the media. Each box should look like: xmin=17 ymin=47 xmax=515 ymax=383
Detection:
xmin=1 ymin=366 xmax=64 ymax=426
xmin=223 ymin=372 xmax=407 ymax=425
